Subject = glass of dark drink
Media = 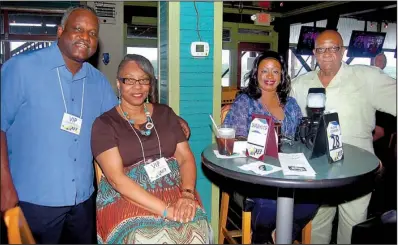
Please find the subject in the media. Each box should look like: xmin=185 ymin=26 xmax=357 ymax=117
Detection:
xmin=216 ymin=125 xmax=235 ymax=156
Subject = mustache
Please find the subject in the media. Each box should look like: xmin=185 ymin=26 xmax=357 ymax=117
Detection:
xmin=73 ymin=40 xmax=90 ymax=48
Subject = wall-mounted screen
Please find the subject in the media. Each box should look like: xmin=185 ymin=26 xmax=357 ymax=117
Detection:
xmin=347 ymin=31 xmax=386 ymax=58
xmin=296 ymin=26 xmax=326 ymax=55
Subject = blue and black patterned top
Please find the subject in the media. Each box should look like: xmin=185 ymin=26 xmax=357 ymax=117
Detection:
xmin=224 ymin=93 xmax=302 ymax=139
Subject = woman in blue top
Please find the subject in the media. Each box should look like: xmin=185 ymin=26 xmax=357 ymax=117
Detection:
xmin=224 ymin=51 xmax=319 ymax=243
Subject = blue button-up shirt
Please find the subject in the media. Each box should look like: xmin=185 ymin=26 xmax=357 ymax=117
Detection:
xmin=1 ymin=43 xmax=117 ymax=206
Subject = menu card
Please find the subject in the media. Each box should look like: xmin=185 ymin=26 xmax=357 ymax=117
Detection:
xmin=278 ymin=153 xmax=316 ymax=176
xmin=238 ymin=161 xmax=282 ymax=176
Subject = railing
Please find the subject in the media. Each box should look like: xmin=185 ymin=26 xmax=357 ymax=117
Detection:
xmin=11 ymin=41 xmax=52 ymax=57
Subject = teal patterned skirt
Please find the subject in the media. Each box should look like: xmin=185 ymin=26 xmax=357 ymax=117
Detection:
xmin=96 ymin=157 xmax=212 ymax=244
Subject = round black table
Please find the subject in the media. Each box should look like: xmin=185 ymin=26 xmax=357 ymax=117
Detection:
xmin=201 ymin=142 xmax=380 ymax=244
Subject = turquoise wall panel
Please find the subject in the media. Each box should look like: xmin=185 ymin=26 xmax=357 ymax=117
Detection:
xmin=196 ymin=179 xmax=213 ymax=217
xmin=159 ymin=1 xmax=215 ymax=222
xmin=159 ymin=2 xmax=169 ymax=105
xmin=179 ymin=2 xmax=214 ymax=17
xmin=180 ymin=92 xmax=214 ymax=101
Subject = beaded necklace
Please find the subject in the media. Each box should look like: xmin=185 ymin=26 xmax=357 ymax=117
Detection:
xmin=119 ymin=103 xmax=154 ymax=136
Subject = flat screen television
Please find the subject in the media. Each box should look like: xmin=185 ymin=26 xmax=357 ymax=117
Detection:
xmin=347 ymin=31 xmax=386 ymax=58
xmin=296 ymin=26 xmax=326 ymax=55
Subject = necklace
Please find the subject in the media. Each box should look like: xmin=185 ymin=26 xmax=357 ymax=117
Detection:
xmin=262 ymin=94 xmax=283 ymax=123
xmin=119 ymin=103 xmax=154 ymax=136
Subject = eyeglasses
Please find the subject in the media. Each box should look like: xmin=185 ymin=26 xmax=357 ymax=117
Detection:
xmin=315 ymin=46 xmax=342 ymax=54
xmin=118 ymin=77 xmax=151 ymax=85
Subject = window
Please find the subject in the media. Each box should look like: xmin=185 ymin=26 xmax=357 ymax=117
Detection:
xmin=1 ymin=10 xmax=59 ymax=62
xmin=222 ymin=29 xmax=231 ymax=42
xmin=240 ymin=51 xmax=262 ymax=87
xmin=383 ymin=51 xmax=396 ymax=79
xmin=126 ymin=47 xmax=158 ymax=75
xmin=10 ymin=41 xmax=52 ymax=57
xmin=222 ymin=50 xmax=230 ymax=87
xmin=0 ymin=41 xmax=4 ymax=64
xmin=343 ymin=49 xmax=370 ymax=65
xmin=288 ymin=49 xmax=315 ymax=78
xmin=126 ymin=25 xmax=157 ymax=39
xmin=11 ymin=41 xmax=26 ymax=54
xmin=237 ymin=43 xmax=271 ymax=89
xmin=8 ymin=13 xmax=62 ymax=35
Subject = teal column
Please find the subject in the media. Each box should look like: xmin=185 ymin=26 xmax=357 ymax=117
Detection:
xmin=179 ymin=1 xmax=214 ymax=221
xmin=158 ymin=2 xmax=222 ymax=237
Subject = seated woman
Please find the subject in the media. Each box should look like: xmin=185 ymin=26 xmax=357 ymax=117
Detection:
xmin=91 ymin=54 xmax=211 ymax=244
xmin=224 ymin=51 xmax=319 ymax=243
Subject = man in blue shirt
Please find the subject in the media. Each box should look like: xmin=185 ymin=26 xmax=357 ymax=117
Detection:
xmin=1 ymin=5 xmax=117 ymax=243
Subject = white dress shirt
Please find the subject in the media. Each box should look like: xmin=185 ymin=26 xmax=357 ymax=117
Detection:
xmin=291 ymin=62 xmax=396 ymax=153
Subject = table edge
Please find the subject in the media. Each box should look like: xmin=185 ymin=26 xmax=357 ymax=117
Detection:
xmin=201 ymin=151 xmax=380 ymax=189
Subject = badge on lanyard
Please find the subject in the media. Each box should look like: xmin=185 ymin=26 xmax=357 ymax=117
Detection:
xmin=144 ymin=157 xmax=171 ymax=182
xmin=60 ymin=112 xmax=83 ymax=135
xmin=56 ymin=68 xmax=85 ymax=136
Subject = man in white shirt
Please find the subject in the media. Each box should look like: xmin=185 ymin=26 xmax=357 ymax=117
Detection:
xmin=371 ymin=52 xmax=388 ymax=141
xmin=291 ymin=30 xmax=396 ymax=244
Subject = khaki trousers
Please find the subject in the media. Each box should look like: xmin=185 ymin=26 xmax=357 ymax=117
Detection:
xmin=310 ymin=192 xmax=372 ymax=244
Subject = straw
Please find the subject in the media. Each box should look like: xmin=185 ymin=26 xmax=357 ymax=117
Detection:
xmin=209 ymin=114 xmax=220 ymax=137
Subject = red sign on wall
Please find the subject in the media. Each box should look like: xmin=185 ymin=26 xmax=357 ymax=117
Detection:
xmin=255 ymin=13 xmax=271 ymax=26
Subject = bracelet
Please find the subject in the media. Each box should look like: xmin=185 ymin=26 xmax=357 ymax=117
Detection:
xmin=182 ymin=195 xmax=195 ymax=201
xmin=162 ymin=203 xmax=170 ymax=219
xmin=182 ymin=188 xmax=195 ymax=195
xmin=181 ymin=191 xmax=196 ymax=201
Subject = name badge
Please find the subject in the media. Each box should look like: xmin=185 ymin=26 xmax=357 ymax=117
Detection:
xmin=144 ymin=157 xmax=171 ymax=182
xmin=60 ymin=113 xmax=82 ymax=135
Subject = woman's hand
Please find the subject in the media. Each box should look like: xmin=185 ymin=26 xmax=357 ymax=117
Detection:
xmin=164 ymin=205 xmax=175 ymax=221
xmin=172 ymin=196 xmax=197 ymax=223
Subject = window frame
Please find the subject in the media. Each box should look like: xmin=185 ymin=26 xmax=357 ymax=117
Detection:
xmin=1 ymin=9 xmax=60 ymax=62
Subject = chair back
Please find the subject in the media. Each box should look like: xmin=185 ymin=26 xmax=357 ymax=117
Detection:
xmin=95 ymin=161 xmax=103 ymax=187
xmin=221 ymin=104 xmax=232 ymax=124
xmin=4 ymin=206 xmax=35 ymax=244
xmin=222 ymin=88 xmax=238 ymax=105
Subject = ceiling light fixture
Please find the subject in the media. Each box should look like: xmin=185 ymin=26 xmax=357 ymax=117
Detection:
xmin=9 ymin=23 xmax=42 ymax=27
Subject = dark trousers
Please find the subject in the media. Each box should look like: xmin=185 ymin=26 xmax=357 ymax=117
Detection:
xmin=251 ymin=198 xmax=319 ymax=243
xmin=19 ymin=194 xmax=96 ymax=244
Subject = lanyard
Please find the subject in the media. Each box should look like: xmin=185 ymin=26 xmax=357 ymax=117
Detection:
xmin=120 ymin=105 xmax=162 ymax=164
xmin=56 ymin=68 xmax=85 ymax=119
xmin=135 ymin=125 xmax=162 ymax=164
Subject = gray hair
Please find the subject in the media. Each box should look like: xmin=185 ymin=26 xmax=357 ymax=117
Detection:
xmin=117 ymin=54 xmax=158 ymax=103
xmin=60 ymin=5 xmax=99 ymax=29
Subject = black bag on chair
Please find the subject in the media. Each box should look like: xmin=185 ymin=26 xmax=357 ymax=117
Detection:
xmin=351 ymin=210 xmax=397 ymax=244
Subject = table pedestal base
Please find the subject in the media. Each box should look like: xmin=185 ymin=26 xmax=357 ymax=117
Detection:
xmin=276 ymin=188 xmax=295 ymax=244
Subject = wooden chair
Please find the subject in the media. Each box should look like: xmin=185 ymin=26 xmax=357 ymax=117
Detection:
xmin=222 ymin=88 xmax=238 ymax=106
xmin=95 ymin=160 xmax=103 ymax=187
xmin=218 ymin=105 xmax=312 ymax=244
xmin=4 ymin=206 xmax=36 ymax=244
